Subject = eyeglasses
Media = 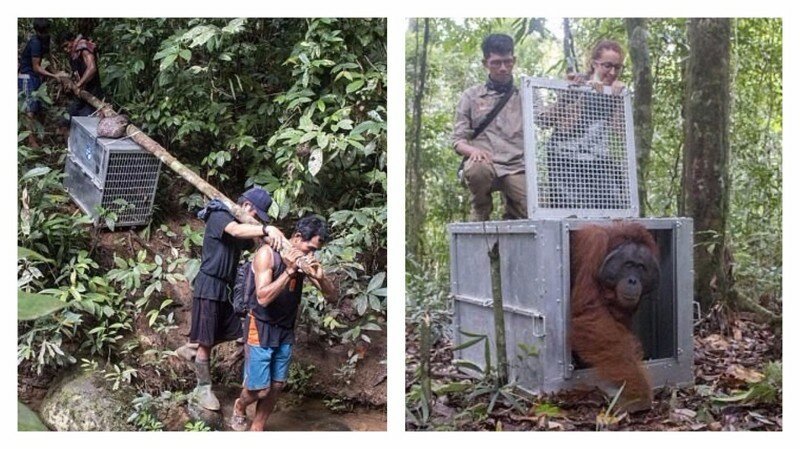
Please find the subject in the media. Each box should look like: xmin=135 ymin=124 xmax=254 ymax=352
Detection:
xmin=596 ymin=61 xmax=624 ymax=72
xmin=486 ymin=58 xmax=515 ymax=69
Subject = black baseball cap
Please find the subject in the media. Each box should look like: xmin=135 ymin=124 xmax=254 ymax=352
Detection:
xmin=241 ymin=186 xmax=272 ymax=223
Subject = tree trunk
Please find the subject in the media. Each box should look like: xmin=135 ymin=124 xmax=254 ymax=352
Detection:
xmin=625 ymin=18 xmax=654 ymax=216
xmin=406 ymin=18 xmax=430 ymax=259
xmin=681 ymin=18 xmax=732 ymax=311
xmin=489 ymin=242 xmax=507 ymax=384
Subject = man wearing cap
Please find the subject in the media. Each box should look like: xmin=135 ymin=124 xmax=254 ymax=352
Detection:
xmin=179 ymin=186 xmax=285 ymax=411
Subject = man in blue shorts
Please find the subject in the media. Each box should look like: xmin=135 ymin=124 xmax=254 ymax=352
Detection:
xmin=230 ymin=215 xmax=336 ymax=431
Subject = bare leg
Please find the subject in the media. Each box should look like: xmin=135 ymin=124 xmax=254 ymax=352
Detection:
xmin=235 ymin=387 xmax=269 ymax=413
xmin=249 ymin=381 xmax=284 ymax=431
xmin=196 ymin=344 xmax=210 ymax=362
xmin=231 ymin=387 xmax=269 ymax=431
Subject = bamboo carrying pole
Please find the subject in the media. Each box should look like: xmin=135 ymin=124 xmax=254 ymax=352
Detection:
xmin=60 ymin=78 xmax=304 ymax=262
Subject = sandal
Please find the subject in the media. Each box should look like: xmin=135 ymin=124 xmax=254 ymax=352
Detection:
xmin=230 ymin=400 xmax=248 ymax=431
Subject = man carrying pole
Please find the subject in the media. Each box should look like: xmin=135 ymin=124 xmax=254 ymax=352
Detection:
xmin=230 ymin=215 xmax=337 ymax=431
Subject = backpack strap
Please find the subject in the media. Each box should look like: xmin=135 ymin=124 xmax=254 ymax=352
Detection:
xmin=272 ymin=249 xmax=284 ymax=278
xmin=244 ymin=260 xmax=253 ymax=301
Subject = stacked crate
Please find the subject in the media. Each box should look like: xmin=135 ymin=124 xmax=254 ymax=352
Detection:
xmin=64 ymin=117 xmax=161 ymax=227
xmin=449 ymin=77 xmax=694 ymax=394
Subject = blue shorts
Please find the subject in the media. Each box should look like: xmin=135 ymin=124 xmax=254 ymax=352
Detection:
xmin=18 ymin=74 xmax=42 ymax=114
xmin=243 ymin=343 xmax=292 ymax=391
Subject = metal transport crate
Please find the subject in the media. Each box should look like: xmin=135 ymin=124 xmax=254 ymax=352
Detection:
xmin=520 ymin=76 xmax=639 ymax=218
xmin=64 ymin=116 xmax=161 ymax=227
xmin=449 ymin=218 xmax=694 ymax=395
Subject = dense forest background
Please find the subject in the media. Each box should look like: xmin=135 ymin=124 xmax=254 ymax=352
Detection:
xmin=18 ymin=18 xmax=386 ymax=431
xmin=405 ymin=18 xmax=782 ymax=430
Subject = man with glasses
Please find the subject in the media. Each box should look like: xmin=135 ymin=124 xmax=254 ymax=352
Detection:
xmin=452 ymin=33 xmax=527 ymax=221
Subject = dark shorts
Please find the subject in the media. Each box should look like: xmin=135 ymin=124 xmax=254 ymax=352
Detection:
xmin=189 ymin=297 xmax=242 ymax=347
xmin=18 ymin=74 xmax=42 ymax=114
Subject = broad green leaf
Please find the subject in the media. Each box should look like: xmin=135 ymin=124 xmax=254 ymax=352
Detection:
xmin=368 ymin=294 xmax=382 ymax=311
xmin=316 ymin=133 xmax=330 ymax=150
xmin=361 ymin=322 xmax=382 ymax=332
xmin=367 ymin=272 xmax=386 ymax=292
xmin=179 ymin=49 xmax=192 ymax=62
xmin=160 ymin=53 xmax=178 ymax=71
xmin=336 ymin=119 xmax=353 ymax=130
xmin=184 ymin=258 xmax=201 ymax=284
xmin=222 ymin=18 xmax=246 ymax=34
xmin=355 ymin=294 xmax=368 ymax=315
xmin=299 ymin=132 xmax=317 ymax=143
xmin=452 ymin=336 xmax=485 ymax=352
xmin=18 ymin=402 xmax=48 ymax=431
xmin=432 ymin=381 xmax=472 ymax=395
xmin=18 ymin=247 xmax=54 ymax=264
xmin=346 ymin=79 xmax=365 ymax=93
xmin=18 ymin=291 xmax=66 ymax=321
xmin=21 ymin=167 xmax=51 ymax=182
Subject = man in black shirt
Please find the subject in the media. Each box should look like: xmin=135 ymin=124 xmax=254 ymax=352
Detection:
xmin=230 ymin=215 xmax=336 ymax=431
xmin=181 ymin=187 xmax=286 ymax=411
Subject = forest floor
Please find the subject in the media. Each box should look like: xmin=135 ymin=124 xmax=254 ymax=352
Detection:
xmin=405 ymin=306 xmax=782 ymax=431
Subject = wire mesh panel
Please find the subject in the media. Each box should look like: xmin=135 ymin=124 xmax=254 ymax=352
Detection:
xmin=521 ymin=77 xmax=638 ymax=218
xmin=64 ymin=117 xmax=161 ymax=227
xmin=101 ymin=152 xmax=162 ymax=226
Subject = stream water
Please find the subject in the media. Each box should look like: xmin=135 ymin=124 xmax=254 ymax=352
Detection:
xmin=216 ymin=385 xmax=386 ymax=431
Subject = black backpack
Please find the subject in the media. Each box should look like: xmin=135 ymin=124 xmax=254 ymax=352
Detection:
xmin=231 ymin=251 xmax=283 ymax=316
xmin=232 ymin=260 xmax=254 ymax=317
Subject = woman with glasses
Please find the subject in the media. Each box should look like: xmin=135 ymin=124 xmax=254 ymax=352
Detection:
xmin=573 ymin=40 xmax=626 ymax=95
xmin=538 ymin=39 xmax=629 ymax=210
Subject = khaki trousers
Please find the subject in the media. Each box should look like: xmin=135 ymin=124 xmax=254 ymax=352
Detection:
xmin=463 ymin=159 xmax=527 ymax=221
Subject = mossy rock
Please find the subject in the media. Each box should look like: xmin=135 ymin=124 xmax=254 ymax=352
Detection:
xmin=40 ymin=369 xmax=136 ymax=431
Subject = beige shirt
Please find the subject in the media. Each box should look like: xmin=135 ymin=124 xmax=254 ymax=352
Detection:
xmin=452 ymin=83 xmax=525 ymax=177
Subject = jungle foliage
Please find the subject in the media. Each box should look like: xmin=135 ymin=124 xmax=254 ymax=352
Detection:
xmin=18 ymin=18 xmax=386 ymax=418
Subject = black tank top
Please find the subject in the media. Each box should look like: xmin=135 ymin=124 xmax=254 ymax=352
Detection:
xmin=69 ymin=44 xmax=103 ymax=98
xmin=250 ymin=249 xmax=304 ymax=329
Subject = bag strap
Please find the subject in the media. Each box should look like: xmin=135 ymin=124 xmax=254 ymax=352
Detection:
xmin=244 ymin=260 xmax=253 ymax=296
xmin=458 ymin=87 xmax=517 ymax=177
xmin=272 ymin=250 xmax=284 ymax=278
xmin=472 ymin=86 xmax=516 ymax=140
